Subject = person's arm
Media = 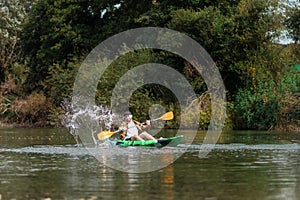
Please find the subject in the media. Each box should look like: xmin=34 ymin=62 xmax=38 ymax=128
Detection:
xmin=140 ymin=120 xmax=151 ymax=131
xmin=118 ymin=122 xmax=127 ymax=139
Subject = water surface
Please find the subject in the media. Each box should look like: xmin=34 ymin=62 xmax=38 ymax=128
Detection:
xmin=0 ymin=128 xmax=299 ymax=199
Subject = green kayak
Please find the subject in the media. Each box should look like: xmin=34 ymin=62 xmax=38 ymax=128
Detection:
xmin=115 ymin=135 xmax=183 ymax=148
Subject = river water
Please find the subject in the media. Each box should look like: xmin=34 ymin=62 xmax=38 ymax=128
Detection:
xmin=0 ymin=128 xmax=299 ymax=200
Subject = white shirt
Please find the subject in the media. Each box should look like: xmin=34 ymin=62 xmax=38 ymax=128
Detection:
xmin=124 ymin=121 xmax=138 ymax=139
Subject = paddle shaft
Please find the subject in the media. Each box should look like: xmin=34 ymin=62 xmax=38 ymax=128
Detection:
xmin=129 ymin=117 xmax=161 ymax=128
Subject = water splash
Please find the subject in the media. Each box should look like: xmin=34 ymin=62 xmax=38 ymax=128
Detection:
xmin=61 ymin=98 xmax=118 ymax=146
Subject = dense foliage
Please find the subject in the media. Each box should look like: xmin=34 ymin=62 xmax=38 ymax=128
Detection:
xmin=0 ymin=0 xmax=299 ymax=131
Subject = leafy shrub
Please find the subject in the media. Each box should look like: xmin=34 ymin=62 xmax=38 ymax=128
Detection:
xmin=181 ymin=92 xmax=211 ymax=129
xmin=275 ymin=66 xmax=300 ymax=131
xmin=45 ymin=59 xmax=81 ymax=105
xmin=276 ymin=94 xmax=300 ymax=132
xmin=234 ymin=80 xmax=279 ymax=130
xmin=10 ymin=92 xmax=52 ymax=125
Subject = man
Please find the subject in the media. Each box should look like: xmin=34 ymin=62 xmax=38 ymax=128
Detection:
xmin=120 ymin=111 xmax=157 ymax=141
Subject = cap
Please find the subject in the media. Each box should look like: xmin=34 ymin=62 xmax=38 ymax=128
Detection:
xmin=124 ymin=111 xmax=132 ymax=116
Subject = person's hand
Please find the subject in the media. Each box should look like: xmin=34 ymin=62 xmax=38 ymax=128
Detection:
xmin=119 ymin=125 xmax=127 ymax=131
xmin=145 ymin=120 xmax=151 ymax=126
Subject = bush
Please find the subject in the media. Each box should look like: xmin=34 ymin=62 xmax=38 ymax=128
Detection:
xmin=276 ymin=94 xmax=300 ymax=132
xmin=181 ymin=92 xmax=211 ymax=129
xmin=275 ymin=66 xmax=300 ymax=131
xmin=234 ymin=80 xmax=279 ymax=130
xmin=10 ymin=92 xmax=52 ymax=125
xmin=45 ymin=58 xmax=81 ymax=105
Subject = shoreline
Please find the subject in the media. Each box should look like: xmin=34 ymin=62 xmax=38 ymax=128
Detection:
xmin=0 ymin=122 xmax=59 ymax=129
xmin=0 ymin=122 xmax=298 ymax=133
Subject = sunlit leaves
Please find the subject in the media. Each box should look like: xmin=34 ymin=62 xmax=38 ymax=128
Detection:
xmin=0 ymin=0 xmax=34 ymax=82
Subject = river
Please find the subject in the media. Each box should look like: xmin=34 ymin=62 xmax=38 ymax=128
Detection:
xmin=0 ymin=128 xmax=299 ymax=200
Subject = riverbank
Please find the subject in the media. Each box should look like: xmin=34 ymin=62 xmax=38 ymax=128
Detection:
xmin=0 ymin=121 xmax=299 ymax=133
xmin=0 ymin=122 xmax=54 ymax=129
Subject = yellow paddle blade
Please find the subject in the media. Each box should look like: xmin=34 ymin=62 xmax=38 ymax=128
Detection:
xmin=159 ymin=111 xmax=174 ymax=121
xmin=97 ymin=131 xmax=115 ymax=140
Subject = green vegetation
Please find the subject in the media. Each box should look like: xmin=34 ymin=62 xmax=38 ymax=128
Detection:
xmin=0 ymin=0 xmax=299 ymax=131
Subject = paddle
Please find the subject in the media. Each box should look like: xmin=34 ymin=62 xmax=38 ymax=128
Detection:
xmin=97 ymin=129 xmax=122 ymax=140
xmin=97 ymin=111 xmax=174 ymax=140
xmin=140 ymin=111 xmax=174 ymax=124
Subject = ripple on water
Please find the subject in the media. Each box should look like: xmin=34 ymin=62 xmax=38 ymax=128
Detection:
xmin=1 ymin=143 xmax=300 ymax=158
xmin=185 ymin=143 xmax=300 ymax=152
xmin=0 ymin=145 xmax=90 ymax=157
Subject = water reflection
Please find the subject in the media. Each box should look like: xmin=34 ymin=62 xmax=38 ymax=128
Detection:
xmin=161 ymin=164 xmax=175 ymax=200
xmin=93 ymin=146 xmax=181 ymax=173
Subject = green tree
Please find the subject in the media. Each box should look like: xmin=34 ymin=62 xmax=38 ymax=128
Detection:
xmin=17 ymin=0 xmax=299 ymax=130
xmin=285 ymin=0 xmax=300 ymax=44
xmin=0 ymin=0 xmax=33 ymax=82
xmin=165 ymin=0 xmax=284 ymax=97
xmin=22 ymin=0 xmax=256 ymax=96
xmin=20 ymin=0 xmax=100 ymax=91
xmin=20 ymin=0 xmax=154 ymax=92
